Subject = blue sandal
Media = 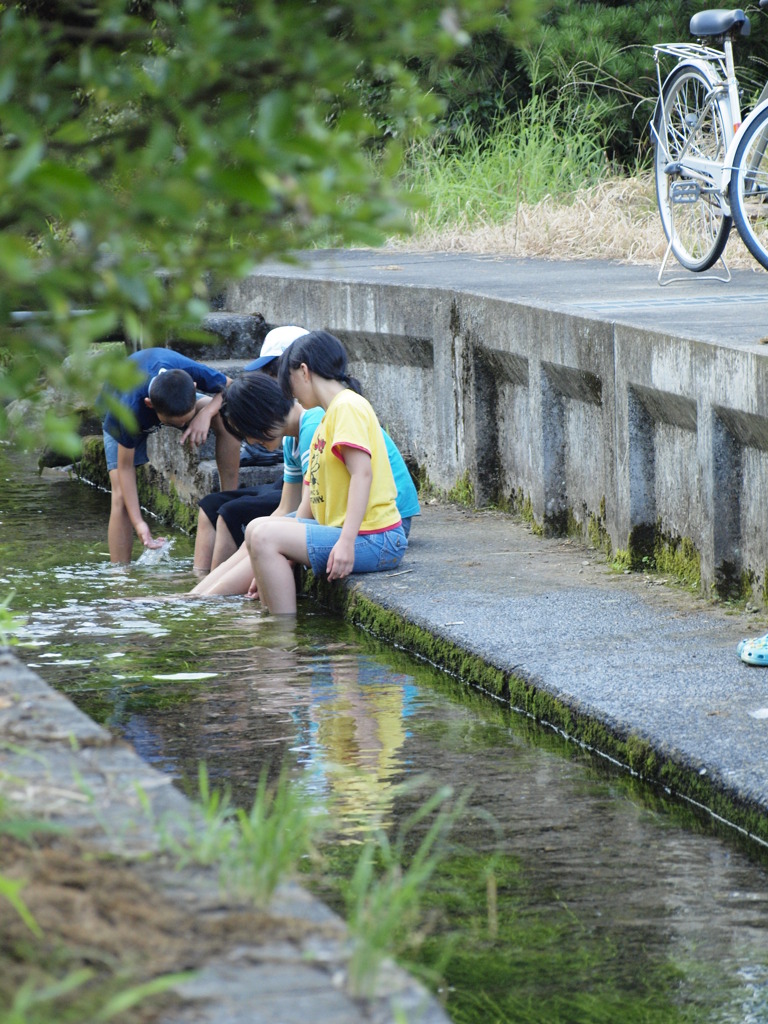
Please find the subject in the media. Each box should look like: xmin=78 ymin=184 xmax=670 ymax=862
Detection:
xmin=738 ymin=633 xmax=768 ymax=665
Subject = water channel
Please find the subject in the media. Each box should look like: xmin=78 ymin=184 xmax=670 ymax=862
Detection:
xmin=3 ymin=448 xmax=768 ymax=1024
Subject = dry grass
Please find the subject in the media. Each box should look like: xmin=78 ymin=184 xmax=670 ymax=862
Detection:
xmin=388 ymin=173 xmax=762 ymax=268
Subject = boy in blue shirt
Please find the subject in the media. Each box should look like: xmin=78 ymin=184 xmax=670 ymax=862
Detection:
xmin=102 ymin=348 xmax=240 ymax=563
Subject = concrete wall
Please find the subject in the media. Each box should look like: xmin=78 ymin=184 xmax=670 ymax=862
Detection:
xmin=221 ymin=263 xmax=768 ymax=604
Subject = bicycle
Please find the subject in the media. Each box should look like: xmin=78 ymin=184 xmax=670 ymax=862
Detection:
xmin=652 ymin=1 xmax=768 ymax=279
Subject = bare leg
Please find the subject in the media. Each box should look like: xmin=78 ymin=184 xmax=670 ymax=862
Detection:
xmin=211 ymin=413 xmax=241 ymax=491
xmin=191 ymin=543 xmax=254 ymax=597
xmin=108 ymin=468 xmax=134 ymax=563
xmin=210 ymin=518 xmax=239 ymax=570
xmin=193 ymin=508 xmax=216 ymax=573
xmin=246 ymin=517 xmax=310 ymax=615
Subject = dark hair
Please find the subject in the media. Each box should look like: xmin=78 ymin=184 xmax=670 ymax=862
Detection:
xmin=220 ymin=371 xmax=294 ymax=443
xmin=277 ymin=330 xmax=362 ymax=399
xmin=148 ymin=368 xmax=197 ymax=417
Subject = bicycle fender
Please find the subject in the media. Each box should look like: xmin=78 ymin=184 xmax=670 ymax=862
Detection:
xmin=722 ymin=96 xmax=768 ymax=191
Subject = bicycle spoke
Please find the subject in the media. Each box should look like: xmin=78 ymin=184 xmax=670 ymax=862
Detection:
xmin=653 ymin=65 xmax=731 ymax=272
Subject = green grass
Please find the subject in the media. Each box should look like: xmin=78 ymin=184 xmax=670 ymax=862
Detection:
xmin=340 ymin=781 xmax=464 ymax=997
xmin=400 ymin=84 xmax=615 ymax=234
xmin=148 ymin=762 xmax=328 ymax=906
xmin=0 ymin=591 xmax=26 ymax=648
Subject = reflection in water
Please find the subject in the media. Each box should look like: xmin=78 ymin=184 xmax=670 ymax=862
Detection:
xmin=296 ymin=653 xmax=412 ymax=835
xmin=16 ymin=584 xmax=411 ymax=833
xmin=4 ymin=452 xmax=768 ymax=1022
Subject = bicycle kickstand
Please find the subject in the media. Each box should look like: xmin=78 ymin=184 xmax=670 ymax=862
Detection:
xmin=657 ymin=238 xmax=731 ymax=285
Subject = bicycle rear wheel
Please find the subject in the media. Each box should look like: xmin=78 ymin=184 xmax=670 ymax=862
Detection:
xmin=653 ymin=63 xmax=731 ymax=272
xmin=730 ymin=103 xmax=768 ymax=271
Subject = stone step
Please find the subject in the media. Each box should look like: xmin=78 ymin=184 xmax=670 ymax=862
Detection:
xmin=197 ymin=358 xmax=259 ymax=380
xmin=140 ymin=430 xmax=282 ymax=533
xmin=168 ymin=311 xmax=270 ymax=362
xmin=166 ymin=311 xmax=300 ymax=379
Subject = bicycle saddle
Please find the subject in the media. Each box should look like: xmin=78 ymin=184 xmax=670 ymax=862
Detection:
xmin=689 ymin=9 xmax=750 ymax=38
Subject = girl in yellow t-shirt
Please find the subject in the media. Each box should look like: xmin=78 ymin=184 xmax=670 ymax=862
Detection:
xmin=243 ymin=330 xmax=407 ymax=614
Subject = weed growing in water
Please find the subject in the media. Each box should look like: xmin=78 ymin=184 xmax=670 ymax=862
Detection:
xmin=149 ymin=763 xmax=327 ymax=905
xmin=147 ymin=764 xmax=465 ymax=996
xmin=1 ymin=966 xmax=193 ymax=1024
xmin=229 ymin=767 xmax=328 ymax=905
xmin=0 ymin=591 xmax=26 ymax=648
xmin=341 ymin=781 xmax=466 ymax=997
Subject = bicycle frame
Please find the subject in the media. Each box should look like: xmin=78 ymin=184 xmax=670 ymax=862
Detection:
xmin=653 ymin=28 xmax=768 ymax=206
xmin=652 ymin=37 xmax=742 ymax=216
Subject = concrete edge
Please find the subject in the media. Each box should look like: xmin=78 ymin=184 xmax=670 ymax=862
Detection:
xmin=305 ymin=579 xmax=768 ymax=848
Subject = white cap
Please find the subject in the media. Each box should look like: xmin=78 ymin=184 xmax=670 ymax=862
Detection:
xmin=245 ymin=325 xmax=309 ymax=371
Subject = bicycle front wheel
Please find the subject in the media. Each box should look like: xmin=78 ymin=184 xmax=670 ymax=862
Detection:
xmin=653 ymin=63 xmax=731 ymax=272
xmin=730 ymin=104 xmax=768 ymax=271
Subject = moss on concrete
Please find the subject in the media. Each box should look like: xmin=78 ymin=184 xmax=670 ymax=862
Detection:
xmin=566 ymin=501 xmax=612 ymax=559
xmin=589 ymin=514 xmax=613 ymax=558
xmin=654 ymin=533 xmax=700 ymax=590
xmin=736 ymin=568 xmax=756 ymax=605
xmin=410 ymin=460 xmax=430 ymax=497
xmin=626 ymin=523 xmax=656 ymax=568
xmin=611 ymin=549 xmax=633 ymax=572
xmin=305 ymin=575 xmax=768 ymax=844
xmin=136 ymin=476 xmax=199 ymax=534
xmin=75 ymin=435 xmax=110 ymax=491
xmin=74 ymin=434 xmax=198 ymax=534
xmin=500 ymin=490 xmax=544 ymax=537
xmin=624 ymin=522 xmax=701 ymax=592
xmin=446 ymin=472 xmax=475 ymax=507
xmin=417 ymin=471 xmax=478 ymax=511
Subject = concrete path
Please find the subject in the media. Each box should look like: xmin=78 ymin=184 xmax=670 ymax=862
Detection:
xmin=340 ymin=500 xmax=768 ymax=840
xmin=241 ymin=248 xmax=768 ymax=348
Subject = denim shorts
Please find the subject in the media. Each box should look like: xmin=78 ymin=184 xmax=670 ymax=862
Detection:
xmin=103 ymin=429 xmax=148 ymax=472
xmin=298 ymin=519 xmax=408 ymax=577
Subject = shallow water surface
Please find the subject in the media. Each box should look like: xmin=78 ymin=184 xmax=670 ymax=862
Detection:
xmin=3 ymin=451 xmax=768 ymax=1023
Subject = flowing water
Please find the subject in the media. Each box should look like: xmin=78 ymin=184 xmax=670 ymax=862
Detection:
xmin=3 ymin=448 xmax=768 ymax=1024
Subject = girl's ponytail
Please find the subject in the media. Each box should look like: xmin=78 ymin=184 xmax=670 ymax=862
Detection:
xmin=338 ymin=371 xmax=362 ymax=395
xmin=278 ymin=330 xmax=363 ymax=397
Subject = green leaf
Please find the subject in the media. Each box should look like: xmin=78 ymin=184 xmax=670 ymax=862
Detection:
xmin=95 ymin=972 xmax=197 ymax=1021
xmin=0 ymin=236 xmax=36 ymax=282
xmin=0 ymin=0 xmax=544 ymax=455
xmin=41 ymin=409 xmax=84 ymax=459
xmin=8 ymin=138 xmax=45 ymax=185
xmin=0 ymin=875 xmax=42 ymax=937
xmin=211 ymin=168 xmax=272 ymax=207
